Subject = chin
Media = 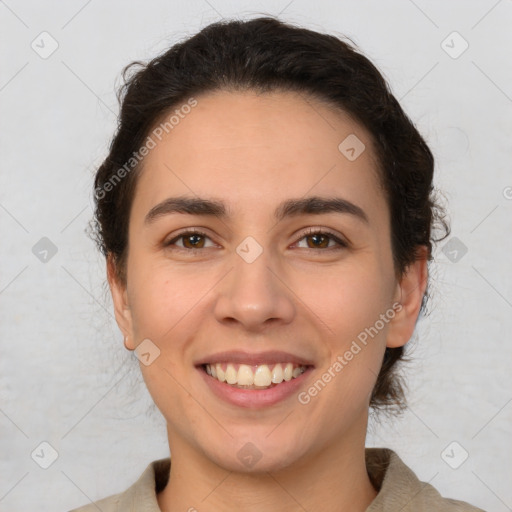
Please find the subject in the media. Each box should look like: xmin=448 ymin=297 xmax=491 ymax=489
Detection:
xmin=206 ymin=432 xmax=309 ymax=474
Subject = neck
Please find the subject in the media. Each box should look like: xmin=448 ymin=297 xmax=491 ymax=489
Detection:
xmin=157 ymin=423 xmax=377 ymax=512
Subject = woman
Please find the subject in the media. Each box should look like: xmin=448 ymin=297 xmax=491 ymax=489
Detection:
xmin=70 ymin=16 xmax=484 ymax=512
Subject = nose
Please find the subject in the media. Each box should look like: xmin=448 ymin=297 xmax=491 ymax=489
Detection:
xmin=213 ymin=248 xmax=296 ymax=332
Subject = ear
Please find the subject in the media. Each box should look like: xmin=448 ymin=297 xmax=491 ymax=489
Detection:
xmin=107 ymin=254 xmax=135 ymax=350
xmin=386 ymin=246 xmax=429 ymax=348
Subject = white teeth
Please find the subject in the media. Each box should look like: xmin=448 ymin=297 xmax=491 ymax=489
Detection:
xmin=237 ymin=364 xmax=254 ymax=386
xmin=253 ymin=365 xmax=272 ymax=387
xmin=292 ymin=367 xmax=304 ymax=378
xmin=205 ymin=362 xmax=307 ymax=388
xmin=271 ymin=364 xmax=284 ymax=384
xmin=225 ymin=364 xmax=237 ymax=384
xmin=215 ymin=363 xmax=225 ymax=382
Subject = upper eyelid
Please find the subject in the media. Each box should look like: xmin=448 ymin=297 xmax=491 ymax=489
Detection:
xmin=295 ymin=228 xmax=348 ymax=248
xmin=165 ymin=228 xmax=216 ymax=245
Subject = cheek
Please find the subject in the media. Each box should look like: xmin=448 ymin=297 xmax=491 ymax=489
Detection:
xmin=126 ymin=257 xmax=208 ymax=341
xmin=292 ymin=258 xmax=394 ymax=343
xmin=125 ymin=259 xmax=215 ymax=398
xmin=293 ymin=259 xmax=393 ymax=400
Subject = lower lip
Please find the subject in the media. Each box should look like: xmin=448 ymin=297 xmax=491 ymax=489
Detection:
xmin=197 ymin=366 xmax=314 ymax=409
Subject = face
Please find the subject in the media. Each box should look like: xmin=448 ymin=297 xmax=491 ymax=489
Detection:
xmin=109 ymin=90 xmax=426 ymax=473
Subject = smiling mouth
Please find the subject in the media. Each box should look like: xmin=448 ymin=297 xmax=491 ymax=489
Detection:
xmin=201 ymin=362 xmax=311 ymax=390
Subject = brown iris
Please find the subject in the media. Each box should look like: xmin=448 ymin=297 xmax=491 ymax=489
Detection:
xmin=306 ymin=233 xmax=330 ymax=249
xmin=182 ymin=234 xmax=206 ymax=249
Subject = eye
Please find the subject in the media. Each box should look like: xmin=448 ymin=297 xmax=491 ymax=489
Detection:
xmin=164 ymin=229 xmax=215 ymax=250
xmin=163 ymin=228 xmax=348 ymax=252
xmin=294 ymin=228 xmax=348 ymax=251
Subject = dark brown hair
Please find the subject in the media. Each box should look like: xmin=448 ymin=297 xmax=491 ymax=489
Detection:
xmin=91 ymin=16 xmax=449 ymax=412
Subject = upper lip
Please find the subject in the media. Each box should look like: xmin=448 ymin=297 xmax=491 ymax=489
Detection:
xmin=195 ymin=350 xmax=315 ymax=367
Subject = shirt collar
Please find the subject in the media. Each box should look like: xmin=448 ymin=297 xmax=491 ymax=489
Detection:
xmin=113 ymin=448 xmax=470 ymax=511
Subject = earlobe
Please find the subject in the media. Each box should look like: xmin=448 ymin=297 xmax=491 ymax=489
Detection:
xmin=106 ymin=255 xmax=135 ymax=350
xmin=386 ymin=246 xmax=429 ymax=349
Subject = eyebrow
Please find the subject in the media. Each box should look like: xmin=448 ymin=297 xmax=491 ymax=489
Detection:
xmin=144 ymin=195 xmax=369 ymax=225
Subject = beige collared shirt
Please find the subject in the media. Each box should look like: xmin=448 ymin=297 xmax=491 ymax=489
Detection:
xmin=69 ymin=448 xmax=485 ymax=511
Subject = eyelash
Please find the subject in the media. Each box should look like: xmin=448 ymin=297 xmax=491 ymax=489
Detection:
xmin=164 ymin=227 xmax=348 ymax=253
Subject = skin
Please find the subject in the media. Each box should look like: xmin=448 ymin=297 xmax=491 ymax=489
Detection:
xmin=108 ymin=89 xmax=428 ymax=512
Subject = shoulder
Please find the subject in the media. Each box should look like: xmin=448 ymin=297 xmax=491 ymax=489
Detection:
xmin=365 ymin=448 xmax=486 ymax=512
xmin=68 ymin=492 xmax=121 ymax=512
xmin=67 ymin=458 xmax=171 ymax=512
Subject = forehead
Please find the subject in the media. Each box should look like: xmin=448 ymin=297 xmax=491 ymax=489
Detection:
xmin=132 ymin=89 xmax=386 ymax=224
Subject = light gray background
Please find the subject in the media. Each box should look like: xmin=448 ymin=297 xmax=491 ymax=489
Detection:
xmin=1 ymin=1 xmax=511 ymax=511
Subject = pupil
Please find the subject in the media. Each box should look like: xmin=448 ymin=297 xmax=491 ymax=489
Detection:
xmin=187 ymin=235 xmax=202 ymax=247
xmin=310 ymin=234 xmax=326 ymax=248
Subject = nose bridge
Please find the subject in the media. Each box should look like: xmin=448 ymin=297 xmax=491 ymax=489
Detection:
xmin=213 ymin=240 xmax=295 ymax=330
